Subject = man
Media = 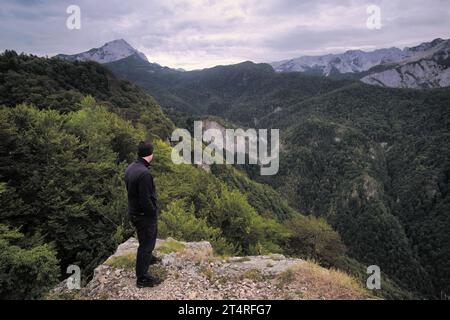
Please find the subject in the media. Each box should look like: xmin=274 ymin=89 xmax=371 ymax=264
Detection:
xmin=125 ymin=141 xmax=161 ymax=288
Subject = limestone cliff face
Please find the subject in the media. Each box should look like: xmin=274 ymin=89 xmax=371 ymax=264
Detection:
xmin=272 ymin=38 xmax=450 ymax=88
xmin=52 ymin=237 xmax=371 ymax=300
xmin=361 ymin=60 xmax=450 ymax=88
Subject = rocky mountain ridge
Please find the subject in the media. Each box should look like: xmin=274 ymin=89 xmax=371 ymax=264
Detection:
xmin=361 ymin=39 xmax=450 ymax=88
xmin=271 ymin=38 xmax=450 ymax=88
xmin=51 ymin=237 xmax=371 ymax=300
xmin=56 ymin=39 xmax=148 ymax=64
xmin=57 ymin=37 xmax=450 ymax=88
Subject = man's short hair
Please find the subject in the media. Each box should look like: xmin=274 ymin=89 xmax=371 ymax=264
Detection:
xmin=138 ymin=140 xmax=154 ymax=157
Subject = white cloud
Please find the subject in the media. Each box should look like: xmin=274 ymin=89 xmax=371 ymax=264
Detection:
xmin=1 ymin=0 xmax=450 ymax=70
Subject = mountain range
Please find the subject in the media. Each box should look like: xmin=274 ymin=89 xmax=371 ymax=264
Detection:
xmin=57 ymin=38 xmax=450 ymax=89
xmin=271 ymin=38 xmax=450 ymax=88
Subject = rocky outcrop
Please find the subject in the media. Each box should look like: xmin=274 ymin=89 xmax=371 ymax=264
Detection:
xmin=361 ymin=60 xmax=450 ymax=88
xmin=52 ymin=237 xmax=371 ymax=300
xmin=271 ymin=47 xmax=408 ymax=75
xmin=272 ymin=38 xmax=450 ymax=88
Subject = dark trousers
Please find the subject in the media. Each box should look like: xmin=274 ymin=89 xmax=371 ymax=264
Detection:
xmin=130 ymin=215 xmax=157 ymax=280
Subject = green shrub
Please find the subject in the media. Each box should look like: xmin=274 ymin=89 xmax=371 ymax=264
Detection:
xmin=0 ymin=225 xmax=60 ymax=299
xmin=284 ymin=215 xmax=346 ymax=266
xmin=159 ymin=200 xmax=221 ymax=242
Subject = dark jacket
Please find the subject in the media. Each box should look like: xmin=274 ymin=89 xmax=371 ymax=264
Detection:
xmin=124 ymin=158 xmax=157 ymax=220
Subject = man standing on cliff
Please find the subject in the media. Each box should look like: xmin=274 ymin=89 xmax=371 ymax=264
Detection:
xmin=125 ymin=141 xmax=161 ymax=288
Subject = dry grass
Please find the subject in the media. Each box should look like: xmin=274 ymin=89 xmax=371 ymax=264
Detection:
xmin=199 ymin=265 xmax=229 ymax=284
xmin=275 ymin=261 xmax=372 ymax=300
xmin=179 ymin=248 xmax=212 ymax=263
xmin=199 ymin=265 xmax=215 ymax=281
xmin=241 ymin=269 xmax=265 ymax=282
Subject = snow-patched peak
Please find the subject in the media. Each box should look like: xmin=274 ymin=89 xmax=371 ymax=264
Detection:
xmin=270 ymin=37 xmax=450 ymax=88
xmin=271 ymin=47 xmax=409 ymax=75
xmin=57 ymin=39 xmax=148 ymax=64
xmin=270 ymin=38 xmax=450 ymax=76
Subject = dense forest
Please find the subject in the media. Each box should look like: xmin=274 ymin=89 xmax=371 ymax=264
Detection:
xmin=0 ymin=50 xmax=173 ymax=138
xmin=106 ymin=55 xmax=353 ymax=126
xmin=0 ymin=52 xmax=407 ymax=300
xmin=106 ymin=57 xmax=450 ymax=299
xmin=261 ymin=84 xmax=450 ymax=298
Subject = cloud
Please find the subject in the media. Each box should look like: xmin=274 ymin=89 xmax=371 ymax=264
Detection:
xmin=0 ymin=0 xmax=449 ymax=70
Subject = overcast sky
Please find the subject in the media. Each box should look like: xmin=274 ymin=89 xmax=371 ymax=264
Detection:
xmin=1 ymin=0 xmax=450 ymax=70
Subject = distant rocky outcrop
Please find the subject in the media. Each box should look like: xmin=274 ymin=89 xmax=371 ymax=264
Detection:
xmin=51 ymin=237 xmax=371 ymax=300
xmin=272 ymin=38 xmax=450 ymax=88
xmin=361 ymin=58 xmax=450 ymax=88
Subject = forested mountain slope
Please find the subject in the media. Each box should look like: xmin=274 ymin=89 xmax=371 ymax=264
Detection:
xmin=0 ymin=52 xmax=391 ymax=300
xmin=106 ymin=56 xmax=352 ymax=126
xmin=250 ymin=84 xmax=450 ymax=298
xmin=107 ymin=55 xmax=450 ymax=298
xmin=0 ymin=50 xmax=173 ymax=138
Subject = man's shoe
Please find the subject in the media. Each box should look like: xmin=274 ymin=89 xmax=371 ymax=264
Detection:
xmin=136 ymin=274 xmax=162 ymax=288
xmin=136 ymin=277 xmax=157 ymax=288
xmin=149 ymin=255 xmax=162 ymax=265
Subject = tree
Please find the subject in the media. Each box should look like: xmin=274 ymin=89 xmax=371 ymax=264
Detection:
xmin=284 ymin=215 xmax=346 ymax=266
xmin=0 ymin=224 xmax=59 ymax=299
